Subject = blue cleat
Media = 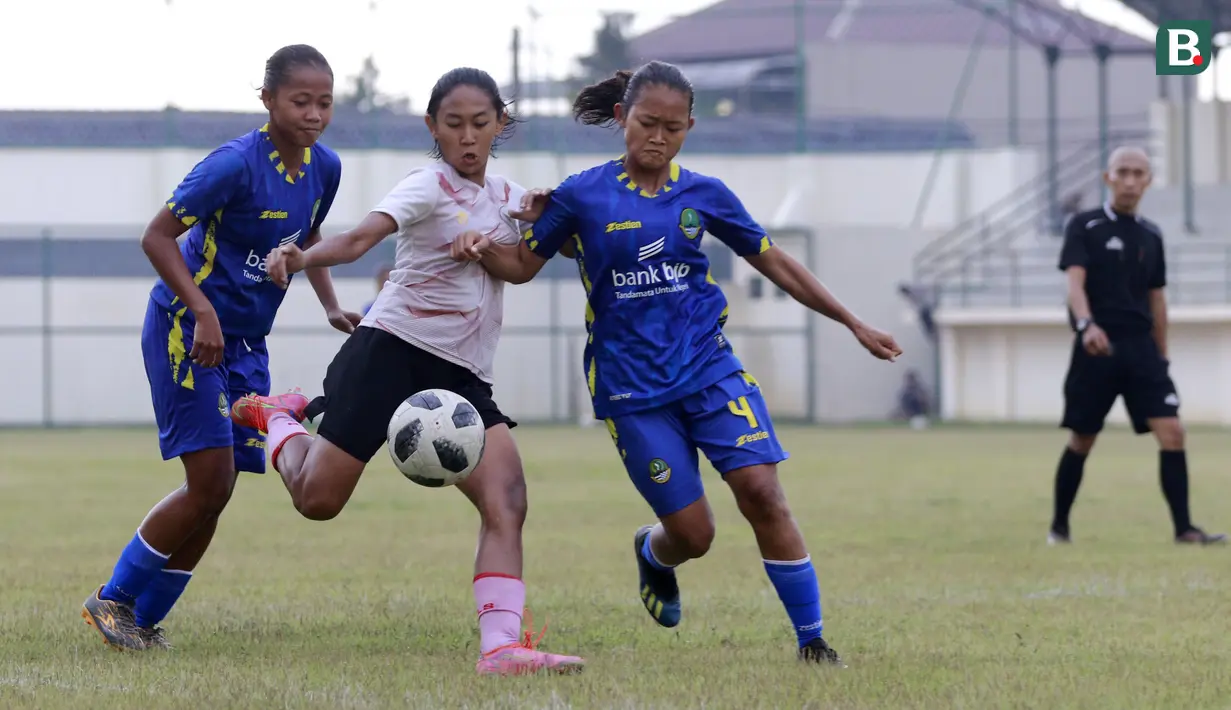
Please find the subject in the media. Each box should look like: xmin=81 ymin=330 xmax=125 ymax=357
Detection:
xmin=634 ymin=525 xmax=681 ymax=628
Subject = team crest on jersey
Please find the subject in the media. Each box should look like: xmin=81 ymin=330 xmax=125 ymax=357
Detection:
xmin=679 ymin=208 xmax=701 ymax=239
xmin=218 ymin=393 xmax=229 ymax=418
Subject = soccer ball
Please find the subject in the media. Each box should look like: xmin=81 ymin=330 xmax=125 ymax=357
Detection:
xmin=386 ymin=389 xmax=486 ymax=487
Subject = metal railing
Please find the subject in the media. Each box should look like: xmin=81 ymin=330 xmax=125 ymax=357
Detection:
xmin=936 ymin=240 xmax=1231 ymax=308
xmin=913 ymin=130 xmax=1150 ymax=287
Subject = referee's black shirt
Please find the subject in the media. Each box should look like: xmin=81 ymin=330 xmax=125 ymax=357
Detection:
xmin=1057 ymin=203 xmax=1166 ymax=339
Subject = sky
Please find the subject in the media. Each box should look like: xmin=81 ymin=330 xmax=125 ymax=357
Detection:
xmin=0 ymin=0 xmax=712 ymax=112
xmin=2 ymin=0 xmax=1224 ymax=111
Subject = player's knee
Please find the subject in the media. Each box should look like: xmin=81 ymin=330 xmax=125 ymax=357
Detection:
xmin=291 ymin=471 xmax=346 ymax=521
xmin=182 ymin=465 xmax=236 ymax=517
xmin=1067 ymin=432 xmax=1097 ymax=455
xmin=474 ymin=477 xmax=528 ymax=535
xmin=732 ymin=471 xmax=791 ymax=527
xmin=663 ymin=511 xmax=715 ymax=559
xmin=674 ymin=524 xmax=715 ymax=560
xmin=294 ymin=490 xmax=345 ymax=521
xmin=1151 ymin=417 xmax=1185 ymax=450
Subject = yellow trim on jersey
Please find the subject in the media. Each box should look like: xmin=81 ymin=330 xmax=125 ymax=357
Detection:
xmin=168 ymin=306 xmax=194 ymax=390
xmin=758 ymin=235 xmax=772 ymax=253
xmin=166 ymin=200 xmax=199 ymax=227
xmin=169 ymin=209 xmax=222 ymax=309
xmin=260 ymin=123 xmax=310 ymax=184
xmin=615 ymin=157 xmax=682 ymax=199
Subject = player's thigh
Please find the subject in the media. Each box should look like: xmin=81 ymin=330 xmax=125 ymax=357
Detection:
xmin=316 ymin=327 xmax=464 ymax=465
xmin=450 ymin=378 xmax=524 ymax=502
xmin=227 ymin=337 xmax=272 ymax=474
xmin=141 ymin=299 xmax=234 ymax=462
xmin=682 ymin=371 xmax=789 ymax=477
xmin=1061 ymin=341 xmax=1120 ymax=435
xmin=608 ymin=407 xmax=706 ymax=519
xmin=1121 ymin=338 xmax=1180 ymax=435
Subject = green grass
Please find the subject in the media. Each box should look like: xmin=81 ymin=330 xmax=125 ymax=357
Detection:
xmin=2 ymin=424 xmax=1230 ymax=709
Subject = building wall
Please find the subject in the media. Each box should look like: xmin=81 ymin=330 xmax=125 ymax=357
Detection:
xmin=0 ymin=145 xmax=1040 ymax=426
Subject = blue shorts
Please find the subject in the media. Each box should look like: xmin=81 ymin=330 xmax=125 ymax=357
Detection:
xmin=141 ymin=298 xmax=271 ymax=473
xmin=606 ymin=371 xmax=789 ymax=517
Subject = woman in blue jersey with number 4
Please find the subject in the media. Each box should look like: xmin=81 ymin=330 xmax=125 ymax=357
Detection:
xmin=80 ymin=45 xmax=356 ymax=651
xmin=452 ymin=61 xmax=901 ymax=667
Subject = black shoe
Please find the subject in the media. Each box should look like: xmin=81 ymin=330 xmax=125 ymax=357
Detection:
xmin=1047 ymin=526 xmax=1072 ymax=545
xmin=799 ymin=637 xmax=846 ymax=667
xmin=1176 ymin=527 xmax=1227 ymax=545
xmin=633 ymin=525 xmax=681 ymax=628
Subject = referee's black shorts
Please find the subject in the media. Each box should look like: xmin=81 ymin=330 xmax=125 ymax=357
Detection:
xmin=1061 ymin=333 xmax=1179 ymax=435
xmin=311 ymin=326 xmax=516 ymax=464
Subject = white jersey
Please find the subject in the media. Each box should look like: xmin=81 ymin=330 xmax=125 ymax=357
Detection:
xmin=360 ymin=162 xmax=526 ymax=383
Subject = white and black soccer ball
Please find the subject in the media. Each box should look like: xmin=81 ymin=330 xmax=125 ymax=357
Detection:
xmin=386 ymin=389 xmax=486 ymax=487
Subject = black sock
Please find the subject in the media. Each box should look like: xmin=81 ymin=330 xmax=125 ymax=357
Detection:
xmin=1052 ymin=448 xmax=1087 ymax=534
xmin=1159 ymin=450 xmax=1192 ymax=536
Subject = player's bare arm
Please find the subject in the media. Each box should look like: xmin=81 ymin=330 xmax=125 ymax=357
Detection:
xmin=302 ymin=229 xmax=362 ymax=334
xmin=267 ymin=212 xmax=397 ymax=288
xmin=1065 ymin=266 xmax=1110 ymax=356
xmin=453 ymin=232 xmax=548 ymax=285
xmin=1149 ymin=288 xmax=1168 ymax=360
xmin=141 ymin=207 xmax=223 ymax=368
xmin=745 ymin=245 xmax=902 ymax=361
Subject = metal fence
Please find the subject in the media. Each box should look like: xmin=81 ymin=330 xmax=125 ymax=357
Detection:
xmin=935 ymin=240 xmax=1231 ymax=309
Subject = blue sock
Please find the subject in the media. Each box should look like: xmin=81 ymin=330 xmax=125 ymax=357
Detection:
xmin=99 ymin=532 xmax=170 ymax=606
xmin=763 ymin=556 xmax=823 ymax=647
xmin=640 ymin=528 xmax=675 ymax=571
xmin=133 ymin=569 xmax=193 ymax=628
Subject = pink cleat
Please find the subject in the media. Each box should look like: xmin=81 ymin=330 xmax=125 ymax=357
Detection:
xmin=475 ymin=611 xmax=585 ymax=677
xmin=230 ymin=388 xmax=309 ymax=434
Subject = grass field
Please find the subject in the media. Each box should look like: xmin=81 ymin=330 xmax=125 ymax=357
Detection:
xmin=2 ymin=423 xmax=1230 ymax=709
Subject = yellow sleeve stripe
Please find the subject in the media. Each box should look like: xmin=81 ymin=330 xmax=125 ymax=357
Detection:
xmin=167 ymin=200 xmax=198 ymax=227
xmin=758 ymin=235 xmax=772 ymax=254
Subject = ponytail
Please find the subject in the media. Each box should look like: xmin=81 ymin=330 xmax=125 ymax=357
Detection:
xmin=572 ymin=70 xmax=633 ymax=127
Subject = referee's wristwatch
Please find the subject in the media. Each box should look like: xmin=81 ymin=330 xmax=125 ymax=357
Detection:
xmin=1075 ymin=318 xmax=1092 ymax=334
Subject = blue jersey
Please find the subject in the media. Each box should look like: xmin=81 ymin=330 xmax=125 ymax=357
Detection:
xmin=151 ymin=124 xmax=342 ymax=338
xmin=525 ymin=159 xmax=773 ymax=419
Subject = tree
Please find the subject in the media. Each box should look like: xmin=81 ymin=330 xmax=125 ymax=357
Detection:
xmin=575 ymin=12 xmax=635 ymax=82
xmin=337 ymin=56 xmax=411 ymax=114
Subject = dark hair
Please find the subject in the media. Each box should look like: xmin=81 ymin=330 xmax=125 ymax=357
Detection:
xmin=573 ymin=61 xmax=695 ymax=127
xmin=263 ymin=44 xmax=333 ymax=94
xmin=426 ymin=67 xmax=520 ymax=160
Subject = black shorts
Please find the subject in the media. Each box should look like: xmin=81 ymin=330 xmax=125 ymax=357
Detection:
xmin=1061 ymin=333 xmax=1179 ymax=435
xmin=311 ymin=326 xmax=516 ymax=463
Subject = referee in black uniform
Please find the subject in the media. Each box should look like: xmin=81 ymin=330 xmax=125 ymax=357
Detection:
xmin=1051 ymin=146 xmax=1224 ymax=546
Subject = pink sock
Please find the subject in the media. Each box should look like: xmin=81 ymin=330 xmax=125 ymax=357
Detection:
xmin=267 ymin=412 xmax=309 ymax=473
xmin=474 ymin=573 xmax=525 ymax=654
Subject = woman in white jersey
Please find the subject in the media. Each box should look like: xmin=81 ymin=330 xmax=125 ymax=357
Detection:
xmin=228 ymin=68 xmax=585 ymax=677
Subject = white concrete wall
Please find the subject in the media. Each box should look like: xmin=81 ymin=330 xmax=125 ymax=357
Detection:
xmin=0 ymin=145 xmax=1041 ymax=426
xmin=936 ymin=307 xmax=1231 ymax=426
xmin=1150 ymin=98 xmax=1231 ymax=188
xmin=0 ymin=146 xmax=1039 ymax=232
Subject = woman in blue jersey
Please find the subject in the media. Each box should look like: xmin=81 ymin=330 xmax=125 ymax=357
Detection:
xmin=80 ymin=44 xmax=357 ymax=651
xmin=453 ymin=61 xmax=902 ymax=667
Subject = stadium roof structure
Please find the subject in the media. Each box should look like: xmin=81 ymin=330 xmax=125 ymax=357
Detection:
xmin=630 ymin=0 xmax=1155 ymax=63
xmin=1116 ymin=0 xmax=1231 ymax=35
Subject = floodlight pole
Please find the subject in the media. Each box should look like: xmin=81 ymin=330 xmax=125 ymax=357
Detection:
xmin=1181 ymin=75 xmax=1197 ymax=233
xmin=1044 ymin=45 xmax=1061 ymax=235
xmin=1096 ymin=43 xmax=1111 ymax=204
xmin=1007 ymin=0 xmax=1020 ymax=146
xmin=794 ymin=0 xmax=807 ymax=153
